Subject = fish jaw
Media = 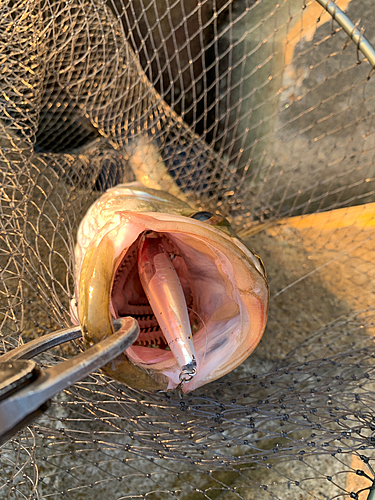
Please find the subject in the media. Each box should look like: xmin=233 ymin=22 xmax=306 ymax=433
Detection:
xmin=75 ymin=209 xmax=269 ymax=393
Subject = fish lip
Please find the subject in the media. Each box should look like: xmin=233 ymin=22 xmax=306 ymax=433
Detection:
xmin=77 ymin=211 xmax=269 ymax=393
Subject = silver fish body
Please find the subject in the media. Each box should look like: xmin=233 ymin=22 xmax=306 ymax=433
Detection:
xmin=71 ymin=182 xmax=269 ymax=393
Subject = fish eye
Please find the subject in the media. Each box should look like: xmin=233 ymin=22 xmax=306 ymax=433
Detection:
xmin=191 ymin=211 xmax=216 ymax=222
xmin=191 ymin=211 xmax=232 ymax=229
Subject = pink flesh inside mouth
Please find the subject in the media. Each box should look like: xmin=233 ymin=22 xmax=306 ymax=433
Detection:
xmin=75 ymin=210 xmax=268 ymax=393
xmin=110 ymin=231 xmax=199 ymax=382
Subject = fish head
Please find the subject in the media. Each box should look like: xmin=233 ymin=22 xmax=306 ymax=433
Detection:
xmin=74 ymin=183 xmax=269 ymax=393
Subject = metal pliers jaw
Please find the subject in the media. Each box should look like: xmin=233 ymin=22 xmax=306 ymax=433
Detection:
xmin=0 ymin=317 xmax=139 ymax=446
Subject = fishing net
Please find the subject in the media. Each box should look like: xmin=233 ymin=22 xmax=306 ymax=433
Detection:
xmin=1 ymin=0 xmax=375 ymax=497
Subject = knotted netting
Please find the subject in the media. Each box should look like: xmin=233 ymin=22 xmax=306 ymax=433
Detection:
xmin=1 ymin=0 xmax=375 ymax=498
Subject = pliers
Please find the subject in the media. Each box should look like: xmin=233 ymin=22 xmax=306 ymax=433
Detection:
xmin=0 ymin=317 xmax=139 ymax=446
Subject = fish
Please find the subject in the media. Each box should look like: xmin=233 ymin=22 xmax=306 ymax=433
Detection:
xmin=71 ymin=182 xmax=269 ymax=393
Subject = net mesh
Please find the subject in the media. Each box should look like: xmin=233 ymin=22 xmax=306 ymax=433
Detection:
xmin=1 ymin=0 xmax=375 ymax=498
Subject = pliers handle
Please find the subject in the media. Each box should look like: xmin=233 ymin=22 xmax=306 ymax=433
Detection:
xmin=0 ymin=317 xmax=139 ymax=446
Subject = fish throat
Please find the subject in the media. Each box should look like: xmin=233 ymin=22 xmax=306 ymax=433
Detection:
xmin=111 ymin=232 xmax=198 ymax=380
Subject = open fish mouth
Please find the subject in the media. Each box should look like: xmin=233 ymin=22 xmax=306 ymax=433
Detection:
xmin=73 ymin=184 xmax=269 ymax=393
xmin=112 ymin=231 xmax=198 ymax=382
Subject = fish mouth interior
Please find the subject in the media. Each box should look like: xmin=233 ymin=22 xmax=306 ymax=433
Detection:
xmin=110 ymin=230 xmax=242 ymax=370
xmin=111 ymin=232 xmax=198 ymax=351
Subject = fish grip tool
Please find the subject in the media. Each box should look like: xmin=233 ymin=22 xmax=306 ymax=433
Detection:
xmin=0 ymin=317 xmax=139 ymax=446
